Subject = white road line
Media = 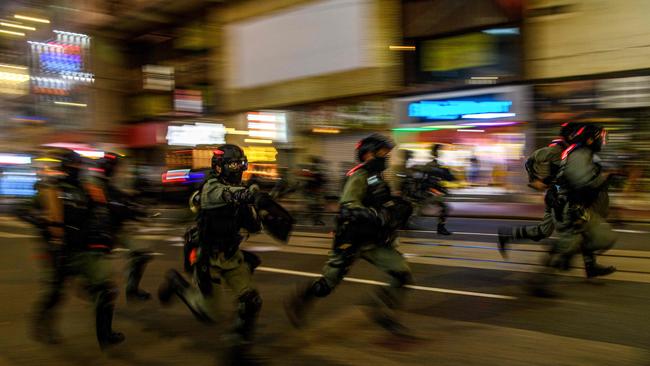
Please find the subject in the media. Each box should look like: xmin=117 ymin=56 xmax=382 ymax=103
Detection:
xmin=256 ymin=266 xmax=516 ymax=300
xmin=170 ymin=243 xmax=184 ymax=247
xmin=613 ymin=229 xmax=649 ymax=234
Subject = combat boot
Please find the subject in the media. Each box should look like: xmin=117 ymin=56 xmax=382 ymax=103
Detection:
xmin=437 ymin=223 xmax=452 ymax=235
xmin=158 ymin=269 xmax=214 ymax=323
xmin=586 ymin=263 xmax=616 ymax=278
xmin=126 ymin=251 xmax=153 ymax=302
xmin=497 ymin=227 xmax=512 ymax=258
xmin=30 ymin=314 xmax=62 ymax=345
xmin=96 ymin=287 xmax=125 ymax=350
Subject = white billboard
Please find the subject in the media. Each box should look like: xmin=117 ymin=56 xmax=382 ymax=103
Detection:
xmin=226 ymin=0 xmax=372 ymax=89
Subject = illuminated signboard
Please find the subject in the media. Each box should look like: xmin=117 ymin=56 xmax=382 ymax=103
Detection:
xmin=143 ymin=65 xmax=174 ymax=91
xmin=421 ymin=33 xmax=496 ymax=72
xmin=174 ymin=89 xmax=203 ymax=113
xmin=247 ymin=111 xmax=287 ymax=143
xmin=0 ymin=65 xmax=30 ymax=96
xmin=166 ymin=123 xmax=226 ymax=146
xmin=408 ymin=100 xmax=513 ymax=120
xmin=40 ymin=53 xmax=82 ymax=72
xmin=242 ymin=146 xmax=278 ymax=162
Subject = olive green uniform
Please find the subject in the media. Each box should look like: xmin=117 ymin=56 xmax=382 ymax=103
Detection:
xmin=286 ymin=165 xmax=413 ymax=332
xmin=159 ymin=176 xmax=262 ymax=342
xmin=550 ymin=147 xmax=617 ymax=267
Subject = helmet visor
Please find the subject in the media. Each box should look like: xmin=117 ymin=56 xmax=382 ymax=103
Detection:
xmin=225 ymin=159 xmax=248 ymax=172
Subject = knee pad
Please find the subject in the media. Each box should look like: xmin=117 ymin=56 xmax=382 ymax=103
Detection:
xmin=238 ymin=289 xmax=262 ymax=317
xmin=311 ymin=278 xmax=333 ymax=298
xmin=94 ymin=282 xmax=119 ymax=305
xmin=388 ymin=270 xmax=413 ymax=287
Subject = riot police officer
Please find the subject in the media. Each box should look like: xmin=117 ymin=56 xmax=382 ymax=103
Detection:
xmin=158 ymin=144 xmax=266 ymax=346
xmin=284 ymin=134 xmax=414 ymax=335
xmin=31 ymin=150 xmax=124 ymax=349
xmin=101 ymin=152 xmax=154 ymax=301
xmin=496 ymin=124 xmax=576 ymax=255
xmin=414 ymin=144 xmax=454 ymax=235
xmin=529 ymin=123 xmax=617 ymax=296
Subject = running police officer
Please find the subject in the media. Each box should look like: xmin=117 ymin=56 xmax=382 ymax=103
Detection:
xmin=285 ymin=134 xmax=414 ymax=335
xmin=100 ymin=152 xmax=154 ymax=301
xmin=31 ymin=150 xmax=124 ymax=349
xmin=529 ymin=124 xmax=617 ymax=296
xmin=158 ymin=145 xmax=268 ymax=346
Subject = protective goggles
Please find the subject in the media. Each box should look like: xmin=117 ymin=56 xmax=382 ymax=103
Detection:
xmin=224 ymin=159 xmax=248 ymax=172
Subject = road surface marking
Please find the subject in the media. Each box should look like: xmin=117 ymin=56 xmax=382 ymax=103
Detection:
xmin=613 ymin=229 xmax=648 ymax=234
xmin=0 ymin=231 xmax=37 ymax=238
xmin=256 ymin=266 xmax=516 ymax=300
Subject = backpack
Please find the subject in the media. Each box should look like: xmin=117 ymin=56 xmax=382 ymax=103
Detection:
xmin=525 ymin=143 xmax=563 ymax=185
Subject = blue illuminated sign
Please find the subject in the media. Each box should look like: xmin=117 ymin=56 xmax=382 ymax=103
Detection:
xmin=40 ymin=53 xmax=82 ymax=72
xmin=408 ymin=100 xmax=513 ymax=120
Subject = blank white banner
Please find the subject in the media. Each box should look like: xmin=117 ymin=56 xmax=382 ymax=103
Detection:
xmin=226 ymin=0 xmax=372 ymax=89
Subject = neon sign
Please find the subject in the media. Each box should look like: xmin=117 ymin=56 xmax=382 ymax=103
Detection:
xmin=40 ymin=53 xmax=82 ymax=72
xmin=408 ymin=100 xmax=513 ymax=120
xmin=166 ymin=123 xmax=226 ymax=146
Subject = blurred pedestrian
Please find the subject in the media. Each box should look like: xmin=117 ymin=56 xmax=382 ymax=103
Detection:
xmin=301 ymin=156 xmax=327 ymax=225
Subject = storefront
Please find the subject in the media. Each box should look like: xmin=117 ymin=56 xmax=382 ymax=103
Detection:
xmin=392 ymin=85 xmax=532 ymax=189
xmin=292 ymin=99 xmax=394 ymax=193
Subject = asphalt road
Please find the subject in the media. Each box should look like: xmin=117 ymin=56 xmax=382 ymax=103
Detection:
xmin=1 ymin=214 xmax=649 ymax=365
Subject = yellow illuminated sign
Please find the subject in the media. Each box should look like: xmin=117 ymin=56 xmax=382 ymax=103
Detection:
xmin=421 ymin=33 xmax=495 ymax=72
xmin=0 ymin=67 xmax=29 ymax=95
xmin=243 ymin=146 xmax=278 ymax=162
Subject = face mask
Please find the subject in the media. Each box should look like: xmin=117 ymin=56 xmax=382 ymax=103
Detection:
xmin=365 ymin=156 xmax=387 ymax=173
xmin=222 ymin=170 xmax=243 ymax=184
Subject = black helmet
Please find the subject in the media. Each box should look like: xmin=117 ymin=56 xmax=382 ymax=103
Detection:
xmin=211 ymin=144 xmax=248 ymax=184
xmin=565 ymin=123 xmax=606 ymax=152
xmin=559 ymin=122 xmax=579 ymax=141
xmin=355 ymin=133 xmax=395 ymax=162
xmin=101 ymin=152 xmax=123 ymax=178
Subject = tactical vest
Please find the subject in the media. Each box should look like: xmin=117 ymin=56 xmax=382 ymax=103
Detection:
xmin=197 ymin=178 xmax=251 ymax=258
xmin=59 ymin=182 xmax=90 ymax=251
xmin=360 ymin=171 xmax=391 ymax=209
